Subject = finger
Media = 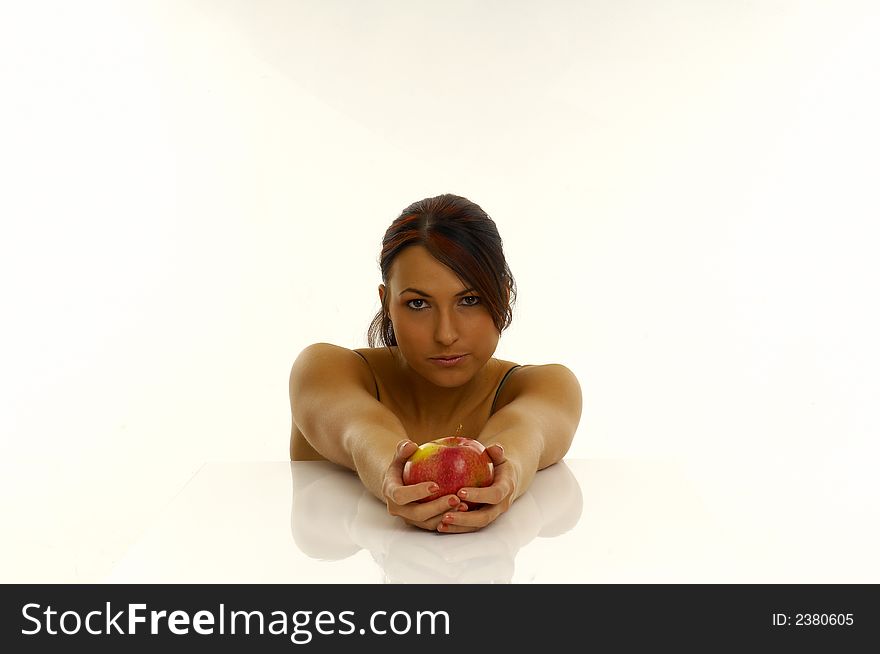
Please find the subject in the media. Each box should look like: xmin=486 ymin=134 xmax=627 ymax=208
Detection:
xmin=485 ymin=443 xmax=506 ymax=465
xmin=405 ymin=503 xmax=457 ymax=531
xmin=388 ymin=494 xmax=463 ymax=522
xmin=384 ymin=440 xmax=427 ymax=503
xmin=437 ymin=509 xmax=486 ymax=533
xmin=405 ymin=515 xmax=445 ymax=531
xmin=437 ymin=503 xmax=503 ymax=531
xmin=396 ymin=493 xmax=463 ymax=520
xmin=394 ymin=439 xmax=419 ymax=464
xmin=456 ymin=483 xmax=507 ymax=506
xmin=390 ymin=480 xmax=441 ymax=506
xmin=383 ymin=441 xmax=417 ymax=492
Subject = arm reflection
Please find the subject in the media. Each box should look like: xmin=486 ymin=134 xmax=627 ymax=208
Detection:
xmin=289 ymin=460 xmax=583 ymax=583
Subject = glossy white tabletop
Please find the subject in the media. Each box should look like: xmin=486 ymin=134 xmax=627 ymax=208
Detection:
xmin=105 ymin=457 xmax=879 ymax=584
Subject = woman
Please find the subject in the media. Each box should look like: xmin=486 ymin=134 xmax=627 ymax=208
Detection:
xmin=289 ymin=194 xmax=582 ymax=533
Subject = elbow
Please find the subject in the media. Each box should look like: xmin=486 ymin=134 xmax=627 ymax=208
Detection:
xmin=545 ymin=364 xmax=583 ymax=466
xmin=539 ymin=425 xmax=576 ymax=470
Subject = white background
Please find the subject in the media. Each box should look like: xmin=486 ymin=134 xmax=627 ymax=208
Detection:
xmin=1 ymin=0 xmax=878 ymax=582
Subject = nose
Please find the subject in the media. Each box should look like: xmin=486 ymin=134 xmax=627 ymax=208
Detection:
xmin=433 ymin=308 xmax=459 ymax=346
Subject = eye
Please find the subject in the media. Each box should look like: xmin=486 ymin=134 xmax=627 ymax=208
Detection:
xmin=462 ymin=296 xmax=481 ymax=306
xmin=406 ymin=299 xmax=427 ymax=310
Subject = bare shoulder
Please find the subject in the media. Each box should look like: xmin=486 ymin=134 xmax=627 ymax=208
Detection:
xmin=524 ymin=362 xmax=579 ymax=379
xmin=289 ymin=342 xmax=374 ymax=395
xmin=494 ymin=363 xmax=582 ymax=412
xmin=351 ymin=346 xmax=390 ymax=366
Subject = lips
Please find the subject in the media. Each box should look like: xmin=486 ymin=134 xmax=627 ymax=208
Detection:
xmin=429 ymin=354 xmax=468 ymax=367
xmin=431 ymin=354 xmax=467 ymax=360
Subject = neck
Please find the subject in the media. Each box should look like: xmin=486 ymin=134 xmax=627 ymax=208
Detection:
xmin=392 ymin=349 xmax=492 ymax=430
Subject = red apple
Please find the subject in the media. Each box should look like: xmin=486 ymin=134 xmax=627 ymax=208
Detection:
xmin=402 ymin=436 xmax=494 ymax=508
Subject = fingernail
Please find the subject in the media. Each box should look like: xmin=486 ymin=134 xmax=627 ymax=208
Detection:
xmin=448 ymin=496 xmax=459 ymax=507
xmin=443 ymin=514 xmax=455 ymax=523
xmin=428 ymin=484 xmax=440 ymax=494
xmin=458 ymin=489 xmax=468 ymax=499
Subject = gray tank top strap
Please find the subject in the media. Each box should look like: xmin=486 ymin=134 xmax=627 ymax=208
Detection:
xmin=353 ymin=350 xmax=380 ymax=401
xmin=490 ymin=364 xmax=522 ymax=415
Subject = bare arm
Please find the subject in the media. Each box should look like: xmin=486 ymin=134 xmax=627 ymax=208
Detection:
xmin=477 ymin=364 xmax=582 ymax=500
xmin=289 ymin=343 xmax=409 ymax=500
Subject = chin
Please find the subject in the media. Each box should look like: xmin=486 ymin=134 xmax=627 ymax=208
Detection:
xmin=419 ymin=366 xmax=470 ymax=387
xmin=423 ymin=359 xmax=485 ymax=387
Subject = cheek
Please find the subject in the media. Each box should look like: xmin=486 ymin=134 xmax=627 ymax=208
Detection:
xmin=390 ymin=312 xmax=419 ymax=335
xmin=478 ymin=332 xmax=501 ymax=359
xmin=389 ymin=316 xmax=428 ymax=353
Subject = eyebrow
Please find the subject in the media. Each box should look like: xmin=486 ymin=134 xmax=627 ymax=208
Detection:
xmin=398 ymin=287 xmax=476 ymax=298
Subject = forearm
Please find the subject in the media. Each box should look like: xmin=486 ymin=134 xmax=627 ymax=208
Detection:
xmin=297 ymin=396 xmax=409 ymax=499
xmin=290 ymin=344 xmax=411 ymax=495
xmin=346 ymin=427 xmax=407 ymax=501
xmin=478 ymin=406 xmax=574 ymax=500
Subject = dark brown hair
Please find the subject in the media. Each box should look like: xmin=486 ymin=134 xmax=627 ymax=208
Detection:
xmin=367 ymin=193 xmax=516 ymax=348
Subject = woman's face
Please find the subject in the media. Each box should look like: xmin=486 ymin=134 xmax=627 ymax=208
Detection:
xmin=379 ymin=245 xmax=500 ymax=388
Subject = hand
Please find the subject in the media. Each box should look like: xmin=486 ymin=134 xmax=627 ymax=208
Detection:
xmin=382 ymin=440 xmax=466 ymax=531
xmin=437 ymin=443 xmax=517 ymax=534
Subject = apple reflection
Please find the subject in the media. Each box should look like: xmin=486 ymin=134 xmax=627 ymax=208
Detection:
xmin=289 ymin=460 xmax=582 ymax=583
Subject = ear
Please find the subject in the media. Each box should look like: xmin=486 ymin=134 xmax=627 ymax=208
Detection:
xmin=378 ymin=284 xmax=386 ymax=311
